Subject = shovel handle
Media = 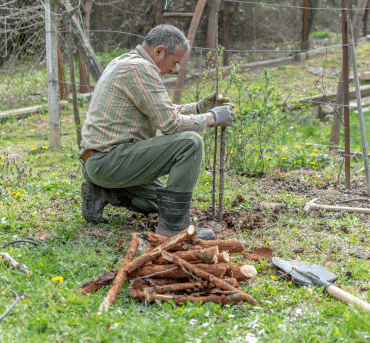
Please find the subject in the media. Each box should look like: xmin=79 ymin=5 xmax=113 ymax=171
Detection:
xmin=326 ymin=285 xmax=370 ymax=312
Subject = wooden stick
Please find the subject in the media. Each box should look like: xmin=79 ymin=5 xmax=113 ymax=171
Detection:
xmin=66 ymin=16 xmax=82 ymax=149
xmin=304 ymin=198 xmax=370 ymax=214
xmin=191 ymin=238 xmax=244 ymax=253
xmin=80 ymin=270 xmax=117 ymax=295
xmin=0 ymin=252 xmax=30 ymax=275
xmin=126 ymin=226 xmax=197 ymax=274
xmin=154 ymin=246 xmax=218 ymax=264
xmin=142 ymin=281 xmax=209 ymax=294
xmin=98 ymin=235 xmax=139 ymax=312
xmin=161 ymin=251 xmax=258 ymax=305
xmin=229 ymin=264 xmax=258 ymax=282
xmin=128 ymin=263 xmax=230 ymax=279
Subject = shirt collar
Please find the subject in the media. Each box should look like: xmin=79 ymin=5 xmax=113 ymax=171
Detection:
xmin=136 ymin=45 xmax=161 ymax=75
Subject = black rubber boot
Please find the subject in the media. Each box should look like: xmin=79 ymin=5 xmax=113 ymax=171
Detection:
xmin=81 ymin=181 xmax=155 ymax=224
xmin=155 ymin=188 xmax=215 ymax=240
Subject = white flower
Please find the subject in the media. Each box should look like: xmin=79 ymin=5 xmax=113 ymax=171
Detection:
xmin=202 ymin=322 xmax=209 ymax=327
xmin=296 ymin=308 xmax=302 ymax=315
xmin=229 ymin=314 xmax=235 ymax=318
xmin=189 ymin=319 xmax=198 ymax=325
xmin=233 ymin=325 xmax=239 ymax=330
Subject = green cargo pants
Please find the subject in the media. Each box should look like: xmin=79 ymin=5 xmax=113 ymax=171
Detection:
xmin=81 ymin=131 xmax=204 ymax=213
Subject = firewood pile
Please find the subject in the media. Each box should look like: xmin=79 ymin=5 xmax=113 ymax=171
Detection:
xmin=80 ymin=226 xmax=259 ymax=312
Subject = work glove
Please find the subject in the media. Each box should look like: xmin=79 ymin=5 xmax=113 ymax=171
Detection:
xmin=197 ymin=92 xmax=235 ymax=114
xmin=207 ymin=106 xmax=233 ymax=127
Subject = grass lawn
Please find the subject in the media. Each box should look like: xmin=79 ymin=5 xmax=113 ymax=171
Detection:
xmin=1 ymin=45 xmax=370 ymax=342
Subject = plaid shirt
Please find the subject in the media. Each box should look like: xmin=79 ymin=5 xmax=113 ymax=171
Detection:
xmin=80 ymin=45 xmax=208 ymax=155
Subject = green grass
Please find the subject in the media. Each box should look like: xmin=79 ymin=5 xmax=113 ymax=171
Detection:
xmin=2 ymin=43 xmax=370 ymax=341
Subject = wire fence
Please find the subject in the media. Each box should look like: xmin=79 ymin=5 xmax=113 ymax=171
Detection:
xmin=1 ymin=0 xmax=370 ymax=175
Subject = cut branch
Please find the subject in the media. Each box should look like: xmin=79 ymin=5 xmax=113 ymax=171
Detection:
xmin=98 ymin=235 xmax=139 ymax=312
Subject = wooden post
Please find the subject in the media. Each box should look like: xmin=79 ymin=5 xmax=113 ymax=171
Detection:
xmin=154 ymin=0 xmax=163 ymax=26
xmin=342 ymin=0 xmax=351 ymax=190
xmin=348 ymin=20 xmax=370 ymax=195
xmin=78 ymin=0 xmax=93 ymax=93
xmin=66 ymin=17 xmax=82 ymax=149
xmin=57 ymin=35 xmax=68 ymax=100
xmin=206 ymin=0 xmax=221 ymax=52
xmin=329 ymin=0 xmax=368 ymax=151
xmin=45 ymin=0 xmax=61 ymax=148
xmin=173 ymin=0 xmax=207 ymax=104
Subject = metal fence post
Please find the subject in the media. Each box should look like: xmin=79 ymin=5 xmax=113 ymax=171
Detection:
xmin=45 ymin=0 xmax=60 ymax=148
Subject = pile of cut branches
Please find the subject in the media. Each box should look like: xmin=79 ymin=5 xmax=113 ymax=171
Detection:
xmin=80 ymin=226 xmax=258 ymax=311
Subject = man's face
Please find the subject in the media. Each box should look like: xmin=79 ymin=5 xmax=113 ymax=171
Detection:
xmin=149 ymin=45 xmax=186 ymax=76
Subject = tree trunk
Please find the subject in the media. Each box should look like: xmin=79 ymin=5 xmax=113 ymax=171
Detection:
xmin=364 ymin=8 xmax=369 ymax=36
xmin=301 ymin=0 xmax=319 ymax=51
xmin=78 ymin=0 xmax=93 ymax=93
xmin=206 ymin=0 xmax=221 ymax=51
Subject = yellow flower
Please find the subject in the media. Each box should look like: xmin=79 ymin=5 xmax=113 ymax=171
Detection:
xmin=311 ymin=153 xmax=317 ymax=157
xmin=30 ymin=213 xmax=34 ymax=216
xmin=42 ymin=146 xmax=48 ymax=149
xmin=15 ymin=192 xmax=21 ymax=196
xmin=205 ymin=182 xmax=209 ymax=186
xmin=266 ymin=157 xmax=272 ymax=160
xmin=282 ymin=158 xmax=287 ymax=160
xmin=9 ymin=187 xmax=12 ymax=190
xmin=270 ymin=275 xmax=276 ymax=279
xmin=294 ymin=145 xmax=302 ymax=149
xmin=0 ymin=156 xmax=3 ymax=159
xmin=63 ymin=179 xmax=70 ymax=182
xmin=56 ymin=192 xmax=60 ymax=195
xmin=31 ymin=148 xmax=36 ymax=151
xmin=51 ymin=212 xmax=56 ymax=216
xmin=51 ymin=276 xmax=63 ymax=283
xmin=61 ymin=144 xmax=65 ymax=147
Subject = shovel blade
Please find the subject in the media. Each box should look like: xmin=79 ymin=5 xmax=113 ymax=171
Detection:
xmin=272 ymin=257 xmax=338 ymax=286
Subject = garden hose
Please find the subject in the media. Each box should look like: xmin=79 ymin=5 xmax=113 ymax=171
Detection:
xmin=0 ymin=277 xmax=19 ymax=322
xmin=0 ymin=237 xmax=47 ymax=321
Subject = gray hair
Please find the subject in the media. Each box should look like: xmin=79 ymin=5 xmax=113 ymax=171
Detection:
xmin=143 ymin=24 xmax=190 ymax=56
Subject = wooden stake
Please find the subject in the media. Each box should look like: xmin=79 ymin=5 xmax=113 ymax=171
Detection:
xmin=343 ymin=20 xmax=370 ymax=195
xmin=98 ymin=235 xmax=139 ymax=312
xmin=66 ymin=16 xmax=82 ymax=149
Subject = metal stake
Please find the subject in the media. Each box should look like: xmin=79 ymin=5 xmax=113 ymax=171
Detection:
xmin=348 ymin=19 xmax=370 ymax=196
xmin=342 ymin=0 xmax=351 ymax=190
xmin=211 ymin=13 xmax=219 ymax=221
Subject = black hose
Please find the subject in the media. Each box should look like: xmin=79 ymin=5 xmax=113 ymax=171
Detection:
xmin=0 ymin=238 xmax=47 ymax=250
xmin=0 ymin=278 xmax=19 ymax=322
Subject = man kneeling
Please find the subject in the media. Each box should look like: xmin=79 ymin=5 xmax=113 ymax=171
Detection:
xmin=79 ymin=24 xmax=233 ymax=240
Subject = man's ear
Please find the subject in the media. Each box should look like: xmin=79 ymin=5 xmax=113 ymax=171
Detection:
xmin=154 ymin=45 xmax=166 ymax=58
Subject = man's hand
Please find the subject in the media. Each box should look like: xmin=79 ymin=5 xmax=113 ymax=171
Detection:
xmin=197 ymin=92 xmax=235 ymax=114
xmin=207 ymin=106 xmax=233 ymax=127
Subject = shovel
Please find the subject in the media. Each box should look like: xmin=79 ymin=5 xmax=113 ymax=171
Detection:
xmin=272 ymin=257 xmax=370 ymax=312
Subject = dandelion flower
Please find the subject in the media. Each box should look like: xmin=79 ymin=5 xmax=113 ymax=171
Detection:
xmin=51 ymin=276 xmax=63 ymax=283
